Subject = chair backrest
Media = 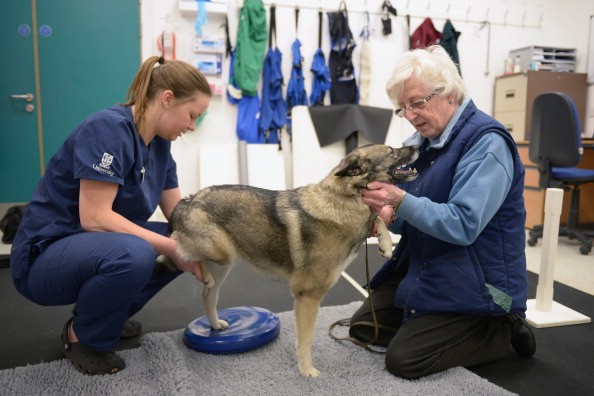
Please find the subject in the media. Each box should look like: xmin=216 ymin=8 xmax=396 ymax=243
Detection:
xmin=528 ymin=92 xmax=582 ymax=187
xmin=528 ymin=92 xmax=582 ymax=167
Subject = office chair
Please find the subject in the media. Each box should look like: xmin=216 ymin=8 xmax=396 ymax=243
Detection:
xmin=527 ymin=92 xmax=594 ymax=255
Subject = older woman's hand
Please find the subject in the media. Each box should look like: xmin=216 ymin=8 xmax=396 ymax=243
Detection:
xmin=361 ymin=182 xmax=404 ymax=213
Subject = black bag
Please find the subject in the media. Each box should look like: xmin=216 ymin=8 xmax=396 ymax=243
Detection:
xmin=381 ymin=1 xmax=398 ymax=36
xmin=0 ymin=204 xmax=28 ymax=244
xmin=327 ymin=1 xmax=358 ymax=104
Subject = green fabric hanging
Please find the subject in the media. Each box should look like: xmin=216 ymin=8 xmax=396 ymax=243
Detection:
xmin=441 ymin=19 xmax=462 ymax=76
xmin=233 ymin=0 xmax=268 ymax=96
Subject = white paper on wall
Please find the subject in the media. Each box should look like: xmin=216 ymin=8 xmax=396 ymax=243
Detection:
xmin=246 ymin=144 xmax=287 ymax=190
xmin=198 ymin=144 xmax=240 ymax=189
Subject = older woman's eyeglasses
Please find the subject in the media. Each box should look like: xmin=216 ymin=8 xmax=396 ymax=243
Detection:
xmin=394 ymin=92 xmax=438 ymax=118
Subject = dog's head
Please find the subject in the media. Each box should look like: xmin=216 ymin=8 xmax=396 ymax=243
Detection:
xmin=332 ymin=144 xmax=419 ymax=191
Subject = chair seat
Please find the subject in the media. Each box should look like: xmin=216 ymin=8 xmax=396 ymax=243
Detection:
xmin=551 ymin=167 xmax=594 ymax=181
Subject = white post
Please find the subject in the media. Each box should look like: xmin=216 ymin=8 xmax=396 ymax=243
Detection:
xmin=526 ymin=188 xmax=591 ymax=328
xmin=534 ymin=188 xmax=563 ymax=311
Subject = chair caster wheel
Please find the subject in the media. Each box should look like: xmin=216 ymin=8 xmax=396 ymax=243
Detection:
xmin=527 ymin=238 xmax=538 ymax=247
xmin=579 ymin=246 xmax=591 ymax=255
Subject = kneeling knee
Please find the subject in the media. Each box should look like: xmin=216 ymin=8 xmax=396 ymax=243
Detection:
xmin=386 ymin=352 xmax=418 ymax=379
xmin=385 ymin=347 xmax=436 ymax=380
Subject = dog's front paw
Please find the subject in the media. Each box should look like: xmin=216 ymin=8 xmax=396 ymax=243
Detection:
xmin=211 ymin=319 xmax=229 ymax=330
xmin=299 ymin=365 xmax=321 ymax=377
xmin=379 ymin=243 xmax=393 ymax=258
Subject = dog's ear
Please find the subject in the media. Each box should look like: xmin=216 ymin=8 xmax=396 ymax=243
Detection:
xmin=334 ymin=161 xmax=365 ymax=177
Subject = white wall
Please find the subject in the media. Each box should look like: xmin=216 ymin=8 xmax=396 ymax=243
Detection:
xmin=141 ymin=0 xmax=594 ymax=196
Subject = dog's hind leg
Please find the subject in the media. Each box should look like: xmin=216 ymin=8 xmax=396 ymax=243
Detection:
xmin=292 ymin=291 xmax=324 ymax=377
xmin=199 ymin=262 xmax=214 ymax=289
xmin=202 ymin=261 xmax=234 ymax=330
xmin=375 ymin=217 xmax=394 ymax=258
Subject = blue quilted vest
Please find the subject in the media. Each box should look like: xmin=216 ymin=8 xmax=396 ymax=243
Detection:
xmin=371 ymin=100 xmax=527 ymax=321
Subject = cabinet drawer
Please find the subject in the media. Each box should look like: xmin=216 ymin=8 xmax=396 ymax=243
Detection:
xmin=494 ymin=74 xmax=528 ymax=112
xmin=494 ymin=110 xmax=526 ymax=142
xmin=517 ymin=145 xmax=537 ymax=166
xmin=524 ymin=189 xmax=544 ymax=229
xmin=524 ymin=167 xmax=540 ymax=188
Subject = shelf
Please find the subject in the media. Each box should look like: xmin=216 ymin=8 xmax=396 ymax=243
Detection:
xmin=179 ymin=0 xmax=228 ymax=14
xmin=510 ymin=46 xmax=576 ymax=73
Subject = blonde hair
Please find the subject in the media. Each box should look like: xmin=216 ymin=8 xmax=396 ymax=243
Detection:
xmin=386 ymin=45 xmax=467 ymax=106
xmin=124 ymin=56 xmax=211 ymax=132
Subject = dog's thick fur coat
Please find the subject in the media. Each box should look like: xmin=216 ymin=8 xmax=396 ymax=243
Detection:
xmin=158 ymin=144 xmax=418 ymax=376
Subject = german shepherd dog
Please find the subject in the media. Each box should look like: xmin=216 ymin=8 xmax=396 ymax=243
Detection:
xmin=157 ymin=144 xmax=418 ymax=377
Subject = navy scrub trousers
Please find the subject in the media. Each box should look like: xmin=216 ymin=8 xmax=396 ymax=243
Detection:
xmin=13 ymin=222 xmax=181 ymax=352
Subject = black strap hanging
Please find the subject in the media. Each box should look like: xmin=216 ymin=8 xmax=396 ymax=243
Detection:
xmin=317 ymin=10 xmax=323 ymax=48
xmin=268 ymin=5 xmax=277 ymax=48
xmin=406 ymin=14 xmax=412 ymax=49
xmin=223 ymin=15 xmax=232 ymax=57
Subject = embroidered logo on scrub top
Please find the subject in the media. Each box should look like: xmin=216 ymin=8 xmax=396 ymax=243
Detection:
xmin=100 ymin=153 xmax=113 ymax=168
xmin=92 ymin=152 xmax=115 ymax=177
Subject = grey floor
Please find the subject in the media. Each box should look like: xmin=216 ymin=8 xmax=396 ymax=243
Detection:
xmin=1 ymin=237 xmax=593 ymax=396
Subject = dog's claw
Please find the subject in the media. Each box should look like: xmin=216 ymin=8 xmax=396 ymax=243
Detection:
xmin=300 ymin=366 xmax=321 ymax=377
xmin=211 ymin=319 xmax=229 ymax=330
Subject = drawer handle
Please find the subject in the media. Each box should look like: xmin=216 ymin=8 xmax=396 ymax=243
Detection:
xmin=504 ymin=124 xmax=513 ymax=132
xmin=505 ymin=89 xmax=515 ymax=98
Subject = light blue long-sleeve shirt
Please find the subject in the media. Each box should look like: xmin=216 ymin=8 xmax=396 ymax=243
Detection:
xmin=390 ymin=99 xmax=514 ymax=246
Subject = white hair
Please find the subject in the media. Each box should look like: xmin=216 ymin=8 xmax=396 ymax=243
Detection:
xmin=386 ymin=45 xmax=467 ymax=106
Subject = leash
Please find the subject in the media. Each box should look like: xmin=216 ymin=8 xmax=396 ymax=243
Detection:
xmin=328 ymin=239 xmax=397 ymax=354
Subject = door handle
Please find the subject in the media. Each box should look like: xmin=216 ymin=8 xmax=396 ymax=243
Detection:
xmin=10 ymin=93 xmax=34 ymax=102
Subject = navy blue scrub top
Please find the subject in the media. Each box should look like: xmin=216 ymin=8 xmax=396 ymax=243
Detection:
xmin=10 ymin=106 xmax=178 ymax=280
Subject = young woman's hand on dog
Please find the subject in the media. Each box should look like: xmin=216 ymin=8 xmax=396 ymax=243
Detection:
xmin=170 ymin=254 xmax=203 ymax=282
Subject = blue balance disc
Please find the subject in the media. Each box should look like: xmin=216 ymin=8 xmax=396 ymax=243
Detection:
xmin=183 ymin=306 xmax=280 ymax=355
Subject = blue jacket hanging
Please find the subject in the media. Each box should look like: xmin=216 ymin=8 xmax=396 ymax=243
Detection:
xmin=310 ymin=10 xmax=331 ymax=106
xmin=286 ymin=38 xmax=308 ymax=134
xmin=236 ymin=94 xmax=261 ymax=143
xmin=258 ymin=5 xmax=286 ymax=146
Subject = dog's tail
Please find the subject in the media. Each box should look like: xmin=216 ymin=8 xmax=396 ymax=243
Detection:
xmin=155 ymin=255 xmax=177 ymax=274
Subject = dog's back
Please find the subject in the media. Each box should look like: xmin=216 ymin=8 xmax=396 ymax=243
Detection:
xmin=169 ymin=183 xmax=369 ymax=278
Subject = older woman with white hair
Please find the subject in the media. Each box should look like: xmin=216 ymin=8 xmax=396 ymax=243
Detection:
xmin=350 ymin=45 xmax=535 ymax=379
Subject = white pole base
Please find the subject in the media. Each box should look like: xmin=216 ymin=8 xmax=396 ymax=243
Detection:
xmin=526 ymin=299 xmax=591 ymax=328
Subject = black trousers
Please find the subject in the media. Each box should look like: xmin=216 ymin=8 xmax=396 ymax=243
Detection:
xmin=349 ymin=278 xmax=512 ymax=379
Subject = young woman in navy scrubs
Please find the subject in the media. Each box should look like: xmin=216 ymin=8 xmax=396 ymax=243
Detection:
xmin=10 ymin=56 xmax=211 ymax=375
